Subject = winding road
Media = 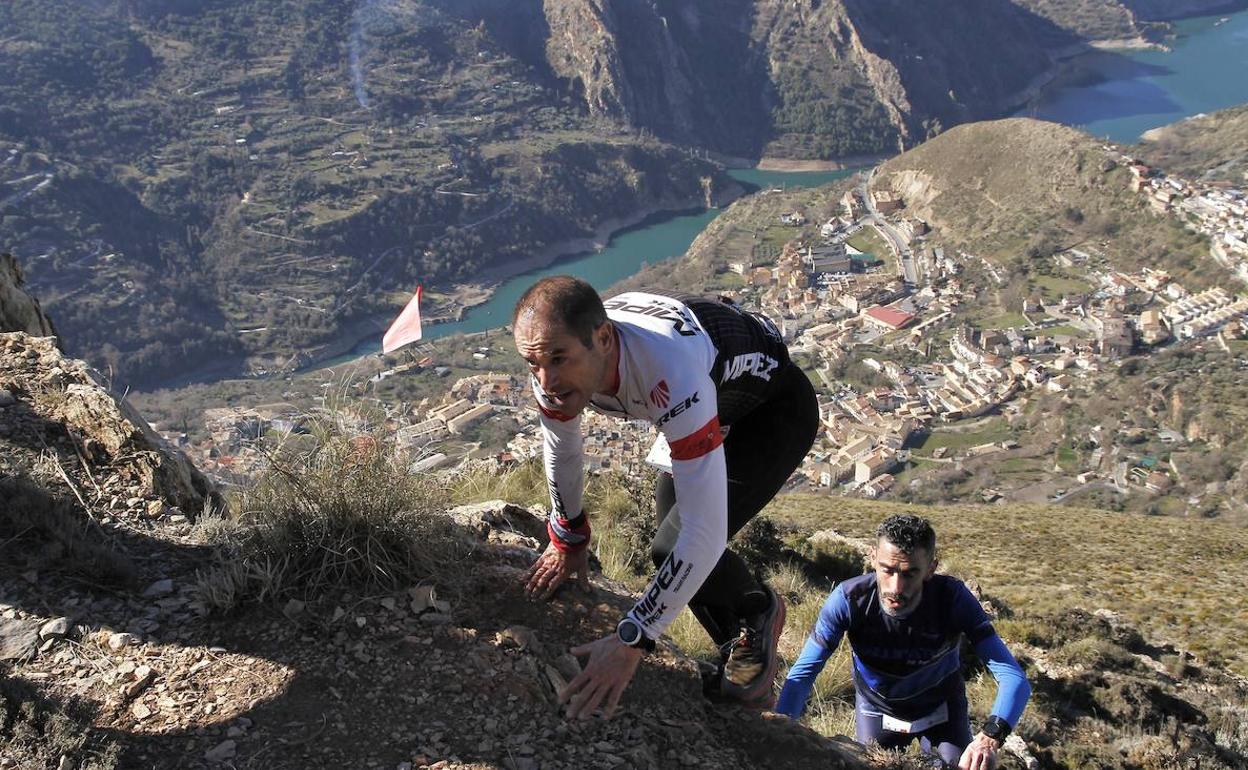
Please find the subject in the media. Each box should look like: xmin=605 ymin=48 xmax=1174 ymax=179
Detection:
xmin=859 ymin=168 xmax=918 ymax=285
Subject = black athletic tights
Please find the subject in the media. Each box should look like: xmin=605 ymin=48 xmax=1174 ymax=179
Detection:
xmin=649 ymin=363 xmax=820 ymax=647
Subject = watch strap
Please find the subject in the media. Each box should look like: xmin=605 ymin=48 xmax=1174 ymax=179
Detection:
xmin=982 ymin=715 xmax=1011 ymax=741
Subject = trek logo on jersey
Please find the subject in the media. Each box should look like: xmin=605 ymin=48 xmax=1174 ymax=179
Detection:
xmin=655 ymin=392 xmax=700 ymax=428
xmin=633 ymin=552 xmax=691 ymax=627
xmin=721 ymin=352 xmax=779 ymax=383
xmin=649 ymin=379 xmax=671 ymax=408
xmin=604 ymin=296 xmax=699 ymax=337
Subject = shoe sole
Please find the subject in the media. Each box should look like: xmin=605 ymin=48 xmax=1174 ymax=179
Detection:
xmin=721 ymin=586 xmax=786 ymax=708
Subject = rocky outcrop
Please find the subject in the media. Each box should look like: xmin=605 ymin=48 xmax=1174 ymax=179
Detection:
xmin=542 ymin=0 xmax=767 ymax=156
xmin=0 ymin=333 xmax=221 ymax=519
xmin=0 ymin=252 xmax=56 ymax=340
xmin=1 ymin=253 xmax=217 ymax=517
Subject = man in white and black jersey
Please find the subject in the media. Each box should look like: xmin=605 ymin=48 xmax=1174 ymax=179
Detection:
xmin=512 ymin=276 xmax=819 ymax=719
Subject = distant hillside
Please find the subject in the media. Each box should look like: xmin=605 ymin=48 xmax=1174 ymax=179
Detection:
xmin=1010 ymin=0 xmax=1161 ymax=45
xmin=1009 ymin=0 xmax=1248 ymax=43
xmin=1125 ymin=0 xmax=1248 ymax=21
xmin=877 ymin=117 xmax=1214 ymax=286
xmin=1138 ymin=104 xmax=1248 ymax=184
xmin=0 ymin=0 xmax=735 ymax=388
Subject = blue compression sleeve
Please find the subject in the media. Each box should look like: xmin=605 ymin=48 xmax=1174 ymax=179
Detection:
xmin=973 ymin=633 xmax=1031 ymax=726
xmin=776 ymin=587 xmax=850 ymax=718
xmin=776 ymin=635 xmax=835 ymax=718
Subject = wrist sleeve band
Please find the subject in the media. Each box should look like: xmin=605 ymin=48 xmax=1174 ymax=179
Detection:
xmin=547 ymin=511 xmax=591 ymax=553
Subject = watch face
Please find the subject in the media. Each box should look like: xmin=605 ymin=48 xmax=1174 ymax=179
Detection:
xmin=983 ymin=718 xmax=1006 ymax=740
xmin=618 ymin=620 xmax=641 ymax=645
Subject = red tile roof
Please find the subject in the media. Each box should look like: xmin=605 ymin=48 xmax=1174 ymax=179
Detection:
xmin=864 ymin=306 xmax=916 ymax=330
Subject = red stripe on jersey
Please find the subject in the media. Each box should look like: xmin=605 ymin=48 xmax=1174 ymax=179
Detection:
xmin=539 ymin=404 xmax=577 ymax=422
xmin=669 ymin=416 xmax=724 ymax=461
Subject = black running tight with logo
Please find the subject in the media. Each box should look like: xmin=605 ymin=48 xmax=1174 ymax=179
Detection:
xmin=649 ymin=363 xmax=819 ymax=647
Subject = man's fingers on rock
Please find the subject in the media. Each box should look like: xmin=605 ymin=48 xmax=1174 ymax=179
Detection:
xmin=575 ymin=682 xmax=607 ymax=720
xmin=603 ymin=682 xmax=624 ymax=720
xmin=542 ymin=572 xmax=565 ymax=600
xmin=560 ymin=669 xmax=590 ymax=703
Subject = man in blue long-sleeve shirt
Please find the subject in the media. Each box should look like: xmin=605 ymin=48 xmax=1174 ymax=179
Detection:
xmin=776 ymin=515 xmax=1030 ymax=770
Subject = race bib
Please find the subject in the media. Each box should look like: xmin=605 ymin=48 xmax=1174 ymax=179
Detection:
xmin=881 ymin=702 xmax=949 ymax=734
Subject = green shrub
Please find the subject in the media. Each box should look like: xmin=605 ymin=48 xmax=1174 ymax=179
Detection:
xmin=733 ymin=517 xmax=786 ymax=573
xmin=800 ymin=536 xmax=869 ymax=584
xmin=1049 ymin=638 xmax=1137 ymax=672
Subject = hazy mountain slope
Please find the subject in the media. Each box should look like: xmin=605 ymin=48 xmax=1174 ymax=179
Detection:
xmin=0 ymin=0 xmax=1235 ymax=389
xmin=0 ymin=0 xmax=733 ymax=388
xmin=1007 ymin=0 xmax=1248 ymax=43
xmin=1138 ymin=104 xmax=1248 ymax=184
xmin=878 ymin=117 xmax=1215 ymax=286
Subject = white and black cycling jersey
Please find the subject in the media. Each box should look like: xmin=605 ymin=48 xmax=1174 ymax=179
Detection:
xmin=534 ymin=290 xmax=792 ymax=636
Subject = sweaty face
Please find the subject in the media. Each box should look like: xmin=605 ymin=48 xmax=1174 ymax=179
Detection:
xmin=514 ymin=312 xmax=612 ymax=418
xmin=872 ymin=539 xmax=937 ymax=617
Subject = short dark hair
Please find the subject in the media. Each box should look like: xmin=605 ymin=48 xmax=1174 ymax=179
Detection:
xmin=512 ymin=275 xmax=607 ymax=348
xmin=876 ymin=514 xmax=936 ymax=556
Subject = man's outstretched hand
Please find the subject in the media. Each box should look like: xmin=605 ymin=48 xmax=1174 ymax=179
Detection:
xmin=525 ymin=542 xmax=591 ymax=599
xmin=958 ymin=733 xmax=1000 ymax=770
xmin=560 ymin=634 xmax=643 ymax=720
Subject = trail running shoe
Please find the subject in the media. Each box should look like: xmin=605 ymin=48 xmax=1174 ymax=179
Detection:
xmin=720 ymin=584 xmax=786 ymax=708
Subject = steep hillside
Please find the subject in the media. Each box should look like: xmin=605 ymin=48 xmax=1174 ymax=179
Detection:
xmin=877 ymin=117 xmax=1215 ymax=285
xmin=1138 ymin=103 xmax=1248 ymax=184
xmin=1012 ymin=0 xmax=1159 ymax=43
xmin=541 ymin=0 xmax=1070 ymax=159
xmin=762 ymin=495 xmax=1248 ymax=769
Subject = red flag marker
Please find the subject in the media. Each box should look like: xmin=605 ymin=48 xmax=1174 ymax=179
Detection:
xmin=382 ymin=285 xmax=423 ymax=353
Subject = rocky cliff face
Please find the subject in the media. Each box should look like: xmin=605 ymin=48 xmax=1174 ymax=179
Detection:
xmin=541 ymin=0 xmax=1066 ymax=160
xmin=542 ymin=0 xmax=770 ymax=156
xmin=536 ymin=0 xmax=1247 ymax=160
xmin=0 ymin=252 xmax=56 ymax=340
xmin=0 ymin=333 xmax=221 ymax=520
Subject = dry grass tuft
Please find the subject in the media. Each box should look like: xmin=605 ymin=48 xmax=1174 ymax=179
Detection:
xmin=450 ymin=458 xmax=548 ymax=510
xmin=193 ymin=420 xmax=465 ymax=612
